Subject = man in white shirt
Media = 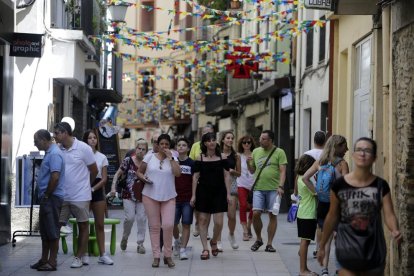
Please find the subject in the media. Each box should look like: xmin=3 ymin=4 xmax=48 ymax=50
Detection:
xmin=54 ymin=122 xmax=98 ymax=268
xmin=304 ymin=131 xmax=326 ymax=161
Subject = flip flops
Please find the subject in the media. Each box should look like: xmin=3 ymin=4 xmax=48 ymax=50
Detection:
xmin=37 ymin=262 xmax=57 ymax=271
xmin=265 ymin=244 xmax=276 ymax=252
xmin=30 ymin=260 xmax=46 ymax=269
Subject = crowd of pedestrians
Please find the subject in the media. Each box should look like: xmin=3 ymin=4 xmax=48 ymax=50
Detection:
xmin=29 ymin=122 xmax=402 ymax=275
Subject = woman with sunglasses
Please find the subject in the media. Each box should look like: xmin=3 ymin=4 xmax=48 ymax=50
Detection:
xmin=111 ymin=139 xmax=148 ymax=254
xmin=236 ymin=135 xmax=256 ymax=241
xmin=318 ymin=137 xmax=401 ymax=275
xmin=137 ymin=134 xmax=181 ymax=268
xmin=82 ymin=129 xmax=113 ymax=265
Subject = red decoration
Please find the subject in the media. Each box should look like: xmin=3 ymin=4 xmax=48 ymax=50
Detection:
xmin=225 ymin=46 xmax=258 ymax=79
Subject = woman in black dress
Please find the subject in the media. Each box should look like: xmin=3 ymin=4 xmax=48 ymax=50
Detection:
xmin=190 ymin=132 xmax=231 ymax=260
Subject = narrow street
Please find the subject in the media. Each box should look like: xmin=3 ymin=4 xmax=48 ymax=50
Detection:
xmin=0 ymin=209 xmax=337 ymax=276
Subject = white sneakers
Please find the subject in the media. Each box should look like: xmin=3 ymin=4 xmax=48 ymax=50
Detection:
xmin=60 ymin=225 xmax=73 ymax=234
xmin=179 ymin=248 xmax=188 ymax=260
xmin=98 ymin=253 xmax=114 ymax=265
xmin=228 ymin=234 xmax=239 ymax=250
xmin=173 ymin=239 xmax=181 ymax=256
xmin=70 ymin=257 xmax=83 ymax=268
xmin=217 ymin=241 xmax=223 ymax=252
xmin=81 ymin=255 xmax=89 ymax=265
xmin=137 ymin=243 xmax=146 ymax=254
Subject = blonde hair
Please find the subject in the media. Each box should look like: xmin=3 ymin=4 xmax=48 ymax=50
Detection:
xmin=319 ymin=135 xmax=347 ymax=165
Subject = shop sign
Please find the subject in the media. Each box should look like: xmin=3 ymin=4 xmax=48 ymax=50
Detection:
xmin=10 ymin=33 xmax=42 ymax=58
xmin=304 ymin=0 xmax=333 ymax=10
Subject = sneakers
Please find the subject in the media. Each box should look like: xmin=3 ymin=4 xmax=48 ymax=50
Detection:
xmin=60 ymin=225 xmax=72 ymax=234
xmin=98 ymin=253 xmax=114 ymax=265
xmin=321 ymin=268 xmax=329 ymax=276
xmin=137 ymin=243 xmax=146 ymax=254
xmin=70 ymin=257 xmax=83 ymax=268
xmin=120 ymin=239 xmax=127 ymax=251
xmin=217 ymin=241 xmax=223 ymax=252
xmin=81 ymin=255 xmax=89 ymax=265
xmin=179 ymin=248 xmax=188 ymax=260
xmin=173 ymin=239 xmax=181 ymax=256
xmin=228 ymin=234 xmax=239 ymax=249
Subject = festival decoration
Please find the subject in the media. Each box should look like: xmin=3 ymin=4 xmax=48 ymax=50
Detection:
xmin=225 ymin=46 xmax=258 ymax=78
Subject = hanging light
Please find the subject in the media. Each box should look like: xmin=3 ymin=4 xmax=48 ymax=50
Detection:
xmin=108 ymin=3 xmax=129 ymax=23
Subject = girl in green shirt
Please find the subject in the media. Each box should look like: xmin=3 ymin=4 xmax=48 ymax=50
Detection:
xmin=295 ymin=154 xmax=318 ymax=276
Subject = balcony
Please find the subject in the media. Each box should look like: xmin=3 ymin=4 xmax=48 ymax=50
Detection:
xmin=227 ymin=75 xmax=255 ymax=103
xmin=205 ymin=94 xmax=237 ymax=117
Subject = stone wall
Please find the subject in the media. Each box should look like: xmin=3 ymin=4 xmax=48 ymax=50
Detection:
xmin=392 ymin=21 xmax=414 ymax=276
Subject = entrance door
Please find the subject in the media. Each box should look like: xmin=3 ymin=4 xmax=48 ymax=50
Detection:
xmin=353 ymin=36 xmax=372 ymax=143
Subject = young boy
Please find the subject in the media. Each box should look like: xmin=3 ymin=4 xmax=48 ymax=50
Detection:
xmin=173 ymin=138 xmax=195 ymax=260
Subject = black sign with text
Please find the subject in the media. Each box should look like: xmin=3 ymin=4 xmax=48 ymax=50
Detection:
xmin=96 ymin=129 xmax=121 ymax=195
xmin=10 ymin=33 xmax=43 ymax=58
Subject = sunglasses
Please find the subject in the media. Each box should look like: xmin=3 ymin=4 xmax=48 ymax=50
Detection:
xmin=242 ymin=141 xmax=252 ymax=145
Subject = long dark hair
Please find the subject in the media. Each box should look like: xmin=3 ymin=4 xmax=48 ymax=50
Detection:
xmin=200 ymin=132 xmax=221 ymax=157
xmin=82 ymin=129 xmax=98 ymax=150
xmin=295 ymin=154 xmax=316 ymax=175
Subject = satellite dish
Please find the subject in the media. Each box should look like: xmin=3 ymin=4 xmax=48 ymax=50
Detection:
xmin=61 ymin=117 xmax=75 ymax=132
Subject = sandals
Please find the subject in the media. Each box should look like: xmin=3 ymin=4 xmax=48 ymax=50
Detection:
xmin=30 ymin=260 xmax=46 ymax=269
xmin=250 ymin=240 xmax=263 ymax=251
xmin=210 ymin=240 xmax=219 ymax=256
xmin=200 ymin=249 xmax=210 ymax=260
xmin=265 ymin=244 xmax=276 ymax=252
xmin=243 ymin=232 xmax=250 ymax=241
xmin=37 ymin=262 xmax=57 ymax=271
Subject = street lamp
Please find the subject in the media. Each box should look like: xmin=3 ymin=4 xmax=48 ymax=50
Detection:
xmin=108 ymin=3 xmax=129 ymax=23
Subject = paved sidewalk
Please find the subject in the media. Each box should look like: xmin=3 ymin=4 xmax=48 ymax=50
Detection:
xmin=0 ymin=209 xmax=336 ymax=276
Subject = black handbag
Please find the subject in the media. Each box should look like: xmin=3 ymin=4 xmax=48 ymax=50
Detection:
xmin=335 ymin=179 xmax=386 ymax=271
xmin=247 ymin=147 xmax=277 ymax=205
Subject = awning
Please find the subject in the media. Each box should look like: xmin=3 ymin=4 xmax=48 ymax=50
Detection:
xmin=88 ymin=88 xmax=123 ymax=103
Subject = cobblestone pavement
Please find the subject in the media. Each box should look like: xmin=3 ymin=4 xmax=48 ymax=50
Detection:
xmin=0 ymin=209 xmax=337 ymax=276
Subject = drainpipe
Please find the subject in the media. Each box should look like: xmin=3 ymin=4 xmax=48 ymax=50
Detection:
xmin=294 ymin=6 xmax=303 ymax=158
xmin=382 ymin=6 xmax=390 ymax=182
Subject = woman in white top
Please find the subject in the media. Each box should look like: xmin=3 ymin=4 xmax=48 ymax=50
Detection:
xmin=236 ymin=135 xmax=256 ymax=241
xmin=82 ymin=130 xmax=113 ymax=265
xmin=137 ymin=134 xmax=181 ymax=268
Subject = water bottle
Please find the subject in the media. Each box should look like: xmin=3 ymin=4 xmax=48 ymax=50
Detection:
xmin=272 ymin=194 xmax=281 ymax=215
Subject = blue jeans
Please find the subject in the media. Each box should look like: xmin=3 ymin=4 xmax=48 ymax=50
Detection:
xmin=252 ymin=190 xmax=277 ymax=212
xmin=174 ymin=202 xmax=193 ymax=225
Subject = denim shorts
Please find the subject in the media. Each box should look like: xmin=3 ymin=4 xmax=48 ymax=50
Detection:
xmin=252 ymin=190 xmax=277 ymax=212
xmin=175 ymin=202 xmax=194 ymax=225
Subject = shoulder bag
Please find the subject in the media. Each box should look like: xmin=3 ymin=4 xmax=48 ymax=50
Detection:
xmin=335 ymin=178 xmax=386 ymax=271
xmin=247 ymin=147 xmax=277 ymax=205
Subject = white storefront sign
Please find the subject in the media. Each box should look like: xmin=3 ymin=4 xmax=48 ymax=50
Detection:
xmin=304 ymin=0 xmax=332 ymax=10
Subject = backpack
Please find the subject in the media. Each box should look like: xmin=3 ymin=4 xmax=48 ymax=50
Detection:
xmin=315 ymin=158 xmax=342 ymax=202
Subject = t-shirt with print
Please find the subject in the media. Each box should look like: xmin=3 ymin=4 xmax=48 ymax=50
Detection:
xmin=252 ymin=147 xmax=288 ymax=191
xmin=297 ymin=175 xmax=317 ymax=219
xmin=94 ymin=151 xmax=108 ymax=179
xmin=175 ymin=157 xmax=194 ymax=203
xmin=331 ymin=176 xmax=390 ymax=230
xmin=119 ymin=156 xmax=138 ymax=200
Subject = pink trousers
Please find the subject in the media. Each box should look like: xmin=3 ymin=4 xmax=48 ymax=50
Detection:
xmin=142 ymin=195 xmax=176 ymax=258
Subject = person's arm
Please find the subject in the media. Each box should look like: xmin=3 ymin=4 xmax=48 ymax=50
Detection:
xmin=137 ymin=162 xmax=153 ymax=184
xmin=224 ymin=168 xmax=232 ymax=202
xmin=43 ymin=171 xmax=60 ymax=199
xmin=317 ymin=191 xmax=340 ymax=266
xmin=190 ymin=171 xmax=200 ymax=207
xmin=338 ymin=160 xmax=349 ymax=176
xmin=169 ymin=158 xmax=181 ymax=177
xmin=88 ymin=162 xmax=98 ymax=184
xmin=230 ymin=154 xmax=241 ymax=177
xmin=302 ymin=161 xmax=319 ymax=193
xmin=246 ymin=155 xmax=256 ymax=174
xmin=278 ymin=164 xmax=286 ymax=196
xmin=293 ymin=175 xmax=298 ymax=196
xmin=110 ymin=168 xmax=124 ymax=195
xmin=92 ymin=165 xmax=107 ymax=192
xmin=382 ymin=193 xmax=402 ymax=244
